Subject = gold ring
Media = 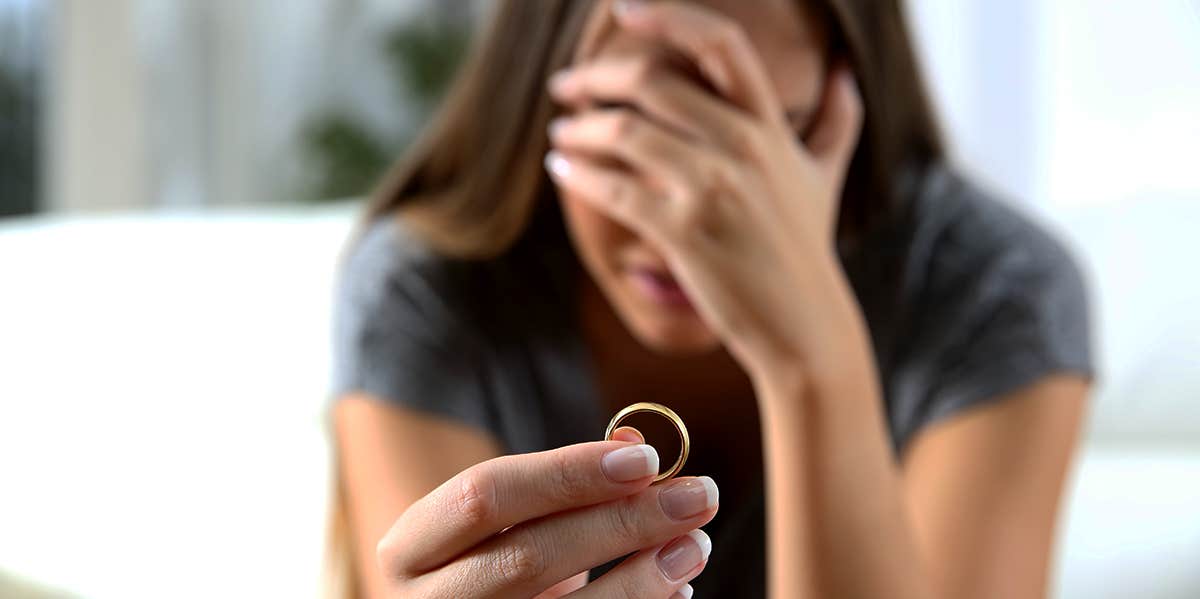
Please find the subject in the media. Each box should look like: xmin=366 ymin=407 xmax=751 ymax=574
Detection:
xmin=604 ymin=402 xmax=689 ymax=484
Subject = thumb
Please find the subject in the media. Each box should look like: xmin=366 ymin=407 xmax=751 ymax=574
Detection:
xmin=807 ymin=61 xmax=863 ymax=180
xmin=610 ymin=426 xmax=646 ymax=443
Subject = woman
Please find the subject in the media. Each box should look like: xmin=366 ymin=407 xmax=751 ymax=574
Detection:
xmin=329 ymin=0 xmax=1094 ymax=597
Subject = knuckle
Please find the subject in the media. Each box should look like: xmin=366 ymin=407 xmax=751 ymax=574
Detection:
xmin=376 ymin=528 xmax=421 ymax=593
xmin=608 ymin=110 xmax=640 ymax=143
xmin=670 ymin=195 xmax=720 ymax=245
xmin=699 ymin=25 xmax=731 ymax=60
xmin=608 ymin=178 xmax=637 ymax=210
xmin=607 ymin=497 xmax=649 ymax=547
xmin=493 ymin=533 xmax=547 ymax=586
xmin=613 ymin=573 xmax=644 ymax=599
xmin=549 ymin=447 xmax=592 ymax=503
xmin=714 ymin=22 xmax=748 ymax=52
xmin=375 ymin=529 xmax=401 ymax=575
xmin=729 ymin=123 xmax=766 ymax=158
xmin=671 ymin=161 xmax=726 ymax=227
xmin=628 ymin=56 xmax=657 ymax=88
xmin=669 ymin=203 xmax=703 ymax=240
xmin=376 ymin=504 xmax=425 ymax=578
xmin=453 ymin=466 xmax=498 ymax=529
xmin=697 ymin=160 xmax=728 ymax=200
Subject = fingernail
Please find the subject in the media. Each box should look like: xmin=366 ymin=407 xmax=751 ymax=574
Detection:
xmin=674 ymin=583 xmax=695 ymax=599
xmin=613 ymin=0 xmax=647 ymax=17
xmin=601 ymin=443 xmax=660 ymax=482
xmin=544 ymin=151 xmax=571 ymax=179
xmin=548 ymin=69 xmax=573 ymax=96
xmin=659 ymin=476 xmax=718 ymax=520
xmin=657 ymin=530 xmax=712 ymax=581
xmin=548 ymin=117 xmax=570 ymax=140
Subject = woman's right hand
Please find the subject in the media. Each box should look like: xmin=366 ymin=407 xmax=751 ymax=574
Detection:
xmin=375 ymin=430 xmax=718 ymax=598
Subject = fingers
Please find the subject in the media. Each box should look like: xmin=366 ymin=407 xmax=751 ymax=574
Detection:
xmin=612 ymin=0 xmax=783 ymax=122
xmin=545 ymin=150 xmax=674 ymax=246
xmin=565 ymin=530 xmax=710 ymax=599
xmin=546 ymin=147 xmax=742 ymax=253
xmin=422 ymin=476 xmax=719 ymax=599
xmin=549 ymin=108 xmax=718 ymax=199
xmin=673 ymin=584 xmax=696 ymax=599
xmin=806 ymin=62 xmax=863 ymax=182
xmin=534 ymin=572 xmax=589 ymax=599
xmin=549 ymin=56 xmax=758 ymax=157
xmin=382 ymin=440 xmax=660 ymax=575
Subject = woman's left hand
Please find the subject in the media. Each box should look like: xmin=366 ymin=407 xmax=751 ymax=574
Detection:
xmin=546 ymin=1 xmax=864 ymax=382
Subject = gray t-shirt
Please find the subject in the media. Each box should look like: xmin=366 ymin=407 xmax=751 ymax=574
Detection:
xmin=330 ymin=164 xmax=1093 ymax=597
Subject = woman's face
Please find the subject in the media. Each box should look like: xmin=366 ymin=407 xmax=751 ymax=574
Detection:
xmin=554 ymin=0 xmax=831 ymax=354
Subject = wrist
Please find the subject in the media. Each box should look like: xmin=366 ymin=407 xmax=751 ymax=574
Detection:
xmin=750 ymin=340 xmax=880 ymax=423
xmin=745 ymin=259 xmax=869 ymax=387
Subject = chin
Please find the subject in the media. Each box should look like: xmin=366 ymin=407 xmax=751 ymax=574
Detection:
xmin=622 ymin=306 xmax=722 ymax=355
xmin=595 ymin=269 xmax=723 ymax=355
xmin=633 ymin=328 xmax=722 ymax=355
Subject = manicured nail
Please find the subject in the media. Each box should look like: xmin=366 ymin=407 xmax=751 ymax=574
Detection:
xmin=602 ymin=444 xmax=660 ymax=482
xmin=548 ymin=69 xmax=573 ymax=96
xmin=659 ymin=476 xmax=718 ymax=520
xmin=613 ymin=0 xmax=647 ymax=17
xmin=548 ymin=117 xmax=570 ymax=140
xmin=673 ymin=583 xmax=695 ymax=599
xmin=544 ymin=151 xmax=571 ymax=179
xmin=657 ymin=530 xmax=711 ymax=581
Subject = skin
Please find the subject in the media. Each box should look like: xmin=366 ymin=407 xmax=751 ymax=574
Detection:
xmin=336 ymin=0 xmax=1089 ymax=597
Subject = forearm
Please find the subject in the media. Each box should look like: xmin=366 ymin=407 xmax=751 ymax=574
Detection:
xmin=751 ymin=266 xmax=933 ymax=599
xmin=755 ymin=380 xmax=818 ymax=598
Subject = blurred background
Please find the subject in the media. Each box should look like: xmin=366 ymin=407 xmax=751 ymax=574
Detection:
xmin=1 ymin=1 xmax=1197 ymax=597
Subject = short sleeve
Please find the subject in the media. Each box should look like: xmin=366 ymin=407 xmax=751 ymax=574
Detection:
xmin=921 ymin=211 xmax=1096 ymax=425
xmin=329 ymin=219 xmax=498 ymax=436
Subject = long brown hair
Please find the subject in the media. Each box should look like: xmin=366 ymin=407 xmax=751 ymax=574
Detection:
xmin=328 ymin=1 xmax=943 ymax=595
xmin=363 ymin=0 xmax=942 ymax=256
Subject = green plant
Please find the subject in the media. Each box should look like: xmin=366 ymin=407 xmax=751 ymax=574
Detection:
xmin=0 ymin=38 xmax=40 ymax=217
xmin=302 ymin=13 xmax=472 ymax=202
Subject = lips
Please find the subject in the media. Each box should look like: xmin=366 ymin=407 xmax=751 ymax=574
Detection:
xmin=628 ymin=266 xmax=694 ymax=309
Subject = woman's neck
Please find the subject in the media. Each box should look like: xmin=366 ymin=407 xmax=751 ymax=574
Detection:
xmin=575 ymin=273 xmax=754 ymax=411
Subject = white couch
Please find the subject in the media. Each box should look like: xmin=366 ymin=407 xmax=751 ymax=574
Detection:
xmin=1 ymin=201 xmax=1197 ymax=598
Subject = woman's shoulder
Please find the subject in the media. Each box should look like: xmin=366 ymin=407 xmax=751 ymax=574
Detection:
xmin=332 ymin=214 xmax=595 ymax=452
xmin=336 ymin=216 xmax=490 ymax=345
xmin=902 ymin=163 xmax=1087 ymax=307
xmin=340 ymin=215 xmax=461 ymax=290
xmin=864 ymin=164 xmax=1097 ymax=450
xmin=882 ymin=163 xmax=1094 ymax=446
xmin=336 ymin=214 xmax=575 ymax=346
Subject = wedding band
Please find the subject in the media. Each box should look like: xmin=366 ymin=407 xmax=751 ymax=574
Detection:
xmin=604 ymin=402 xmax=690 ymax=484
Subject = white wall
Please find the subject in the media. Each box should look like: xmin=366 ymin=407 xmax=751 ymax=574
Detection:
xmin=43 ymin=1 xmax=1200 ymax=213
xmin=1042 ymin=1 xmax=1200 ymax=208
xmin=909 ymin=0 xmax=1200 ymax=210
xmin=43 ymin=0 xmax=434 ymax=212
xmin=46 ymin=0 xmax=151 ymax=211
xmin=907 ymin=0 xmax=1044 ymax=206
